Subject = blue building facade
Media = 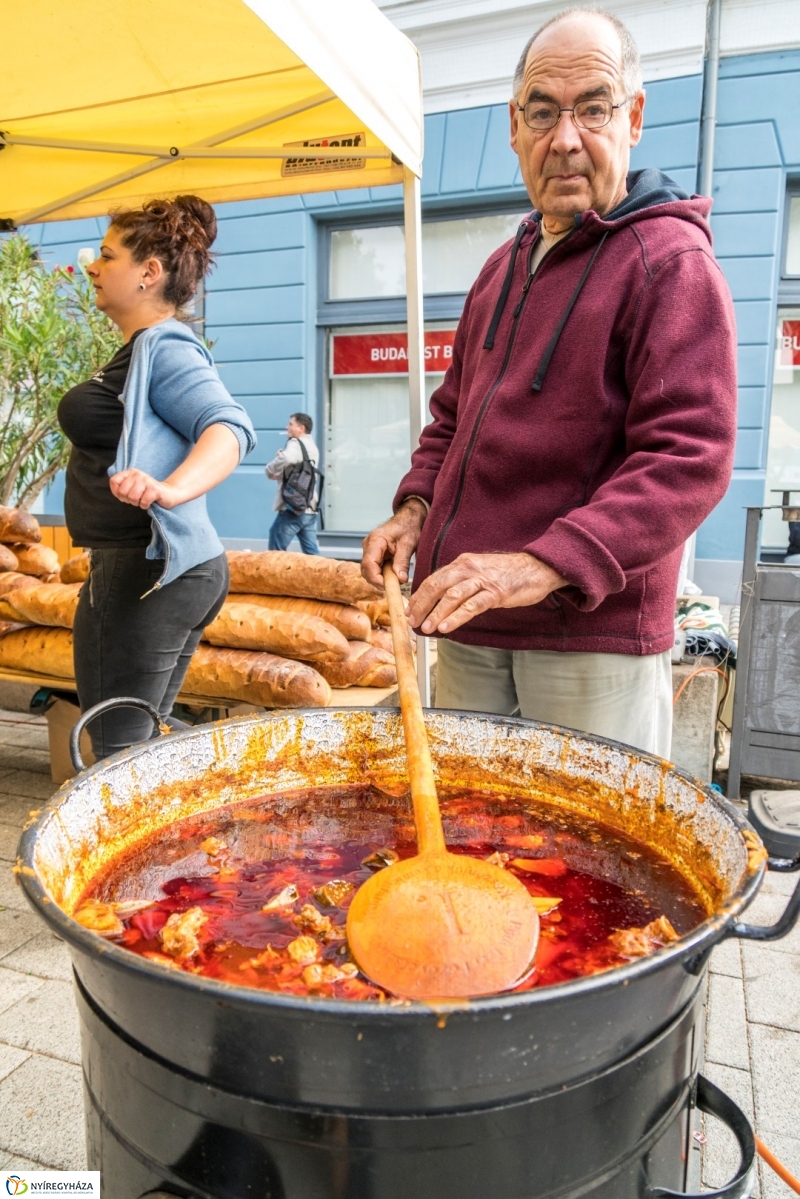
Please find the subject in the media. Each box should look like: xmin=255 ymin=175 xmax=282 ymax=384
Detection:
xmin=25 ymin=48 xmax=800 ymax=597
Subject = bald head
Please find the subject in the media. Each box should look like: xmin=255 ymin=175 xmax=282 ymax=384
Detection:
xmin=513 ymin=7 xmax=642 ymax=103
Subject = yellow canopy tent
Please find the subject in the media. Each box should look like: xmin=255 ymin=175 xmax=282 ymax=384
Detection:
xmin=1 ymin=0 xmax=431 ymax=696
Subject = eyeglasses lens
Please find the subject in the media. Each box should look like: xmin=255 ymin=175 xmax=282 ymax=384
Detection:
xmin=523 ymin=100 xmax=613 ymax=131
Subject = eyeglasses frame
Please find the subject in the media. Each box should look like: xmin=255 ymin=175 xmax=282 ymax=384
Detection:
xmin=516 ymin=96 xmax=632 ymax=133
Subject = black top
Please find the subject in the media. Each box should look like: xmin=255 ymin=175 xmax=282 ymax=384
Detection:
xmin=58 ymin=331 xmax=153 ymax=547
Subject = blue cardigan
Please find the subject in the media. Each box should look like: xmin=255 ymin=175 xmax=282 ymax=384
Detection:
xmin=110 ymin=319 xmax=256 ymax=589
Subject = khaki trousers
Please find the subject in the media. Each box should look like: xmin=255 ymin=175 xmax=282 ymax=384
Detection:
xmin=435 ymin=640 xmax=673 ymax=758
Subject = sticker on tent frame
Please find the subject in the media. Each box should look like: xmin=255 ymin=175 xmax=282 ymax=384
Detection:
xmin=282 ymin=133 xmax=366 ymax=177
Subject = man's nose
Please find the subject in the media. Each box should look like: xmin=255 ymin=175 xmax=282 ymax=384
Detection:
xmin=548 ymin=110 xmax=584 ymax=156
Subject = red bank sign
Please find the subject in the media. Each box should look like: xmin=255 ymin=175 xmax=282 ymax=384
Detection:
xmin=781 ymin=320 xmax=800 ymax=366
xmin=331 ymin=331 xmax=456 ymax=376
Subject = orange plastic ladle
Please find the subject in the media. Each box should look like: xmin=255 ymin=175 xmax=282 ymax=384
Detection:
xmin=346 ymin=563 xmax=540 ymax=1000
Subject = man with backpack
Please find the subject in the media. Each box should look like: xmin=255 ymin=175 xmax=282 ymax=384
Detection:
xmin=265 ymin=413 xmax=322 ymax=554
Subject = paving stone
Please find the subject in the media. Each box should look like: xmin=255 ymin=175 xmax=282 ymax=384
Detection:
xmin=757 ymin=1131 xmax=800 ymax=1199
xmin=0 ymin=1152 xmax=52 ymax=1168
xmin=706 ymin=972 xmax=750 ymax=1069
xmin=2 ymin=931 xmax=73 ymax=982
xmin=701 ymin=1061 xmax=759 ymax=1197
xmin=0 ymin=978 xmax=81 ymax=1065
xmin=0 ymin=722 xmax=49 ymax=748
xmin=0 ymin=908 xmax=41 ymax=960
xmin=739 ymin=893 xmax=800 ymax=956
xmin=760 ymin=869 xmax=800 ymax=899
xmin=0 ymin=770 xmax=58 ymax=801
xmin=0 ymin=1042 xmax=30 ymax=1083
xmin=749 ymin=1024 xmax=800 ymax=1139
xmin=0 ymin=795 xmax=46 ymax=827
xmin=0 ymin=821 xmax=21 ymax=862
xmin=710 ymin=936 xmax=743 ymax=978
xmin=0 ymin=966 xmax=45 ymax=1015
xmin=0 ymin=864 xmax=34 ymax=913
xmin=743 ymin=945 xmax=800 ymax=1033
xmin=0 ymin=1053 xmax=85 ymax=1169
xmin=0 ymin=747 xmax=52 ymax=776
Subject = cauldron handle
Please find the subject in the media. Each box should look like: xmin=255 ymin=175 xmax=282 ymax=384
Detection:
xmin=730 ymin=855 xmax=800 ymax=943
xmin=70 ymin=696 xmax=165 ymax=771
xmin=646 ymin=1073 xmax=755 ymax=1198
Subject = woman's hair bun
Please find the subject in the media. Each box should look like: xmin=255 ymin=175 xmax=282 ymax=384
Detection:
xmin=173 ymin=194 xmax=217 ymax=249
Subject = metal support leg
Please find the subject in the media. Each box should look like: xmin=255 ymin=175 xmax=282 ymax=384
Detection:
xmin=727 ymin=507 xmax=762 ymax=799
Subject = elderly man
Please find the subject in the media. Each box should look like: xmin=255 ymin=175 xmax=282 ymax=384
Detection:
xmin=362 ymin=7 xmax=737 ymax=756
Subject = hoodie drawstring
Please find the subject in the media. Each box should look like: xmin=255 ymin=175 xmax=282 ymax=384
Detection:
xmin=531 ymin=231 xmax=610 ymax=392
xmin=483 ymin=220 xmax=534 ymax=350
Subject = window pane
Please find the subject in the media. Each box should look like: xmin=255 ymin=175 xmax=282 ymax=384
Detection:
xmin=787 ymin=197 xmax=800 ymax=277
xmin=764 ymin=309 xmax=800 ymax=548
xmin=328 ymin=213 xmax=528 ymax=300
xmin=422 ymin=214 xmax=527 ymax=293
xmin=325 ymin=375 xmax=439 ymax=532
xmin=329 ymin=226 xmax=406 ymax=299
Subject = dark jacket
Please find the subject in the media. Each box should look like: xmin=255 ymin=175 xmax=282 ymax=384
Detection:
xmin=394 ymin=170 xmax=737 ymax=655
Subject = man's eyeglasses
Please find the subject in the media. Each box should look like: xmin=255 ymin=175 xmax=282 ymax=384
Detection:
xmin=517 ymin=97 xmax=629 ymax=132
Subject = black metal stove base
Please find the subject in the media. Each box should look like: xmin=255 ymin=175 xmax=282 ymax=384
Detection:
xmin=80 ymin=984 xmax=706 ymax=1199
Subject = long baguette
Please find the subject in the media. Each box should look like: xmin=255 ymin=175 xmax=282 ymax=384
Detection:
xmin=0 ymin=545 xmax=18 ymax=573
xmin=357 ymin=598 xmax=391 ymax=628
xmin=13 ymin=544 xmax=61 ymax=578
xmin=184 ymin=644 xmax=331 ymax=708
xmin=227 ymin=551 xmax=379 ymax=604
xmin=0 ymin=627 xmax=75 ymax=678
xmin=0 ymin=507 xmax=41 ymax=545
xmin=312 ymin=641 xmax=397 ymax=688
xmin=0 ymin=573 xmax=34 ymax=598
xmin=226 ymin=593 xmax=371 ymax=643
xmin=5 ymin=582 xmax=82 ymax=629
xmin=204 ymin=603 xmax=348 ymax=659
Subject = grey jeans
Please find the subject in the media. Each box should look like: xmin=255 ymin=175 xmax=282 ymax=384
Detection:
xmin=73 ymin=548 xmax=228 ymax=759
xmin=435 ymin=639 xmax=673 ymax=758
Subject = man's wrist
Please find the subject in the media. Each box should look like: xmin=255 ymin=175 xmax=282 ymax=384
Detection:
xmin=401 ymin=496 xmax=429 ymax=518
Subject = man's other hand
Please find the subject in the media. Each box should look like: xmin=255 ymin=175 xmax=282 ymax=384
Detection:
xmin=407 ymin=552 xmax=568 ymax=634
xmin=361 ymin=499 xmax=428 ymax=588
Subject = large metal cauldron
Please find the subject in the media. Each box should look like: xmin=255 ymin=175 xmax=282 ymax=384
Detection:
xmin=17 ymin=707 xmax=800 ymax=1199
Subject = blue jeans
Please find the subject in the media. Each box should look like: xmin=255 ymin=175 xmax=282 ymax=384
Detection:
xmin=268 ymin=509 xmax=320 ymax=554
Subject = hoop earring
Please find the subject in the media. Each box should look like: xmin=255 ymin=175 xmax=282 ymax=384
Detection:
xmin=139 ymin=282 xmax=146 ymax=291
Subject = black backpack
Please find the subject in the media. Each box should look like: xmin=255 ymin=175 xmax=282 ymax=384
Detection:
xmin=281 ymin=438 xmax=324 ymax=522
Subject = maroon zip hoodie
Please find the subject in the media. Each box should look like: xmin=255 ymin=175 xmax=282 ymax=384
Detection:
xmin=394 ymin=170 xmax=737 ymax=656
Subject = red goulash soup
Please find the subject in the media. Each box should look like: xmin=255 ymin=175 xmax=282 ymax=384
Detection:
xmin=78 ymin=785 xmax=706 ymax=1001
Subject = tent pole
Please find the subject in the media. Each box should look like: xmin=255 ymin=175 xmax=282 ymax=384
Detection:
xmin=403 ymin=165 xmax=431 ymax=706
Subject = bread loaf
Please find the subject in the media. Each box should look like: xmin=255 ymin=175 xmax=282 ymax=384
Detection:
xmin=184 ymin=644 xmax=331 ymax=708
xmin=312 ymin=641 xmax=397 ymax=688
xmin=0 ymin=545 xmax=19 ymax=573
xmin=0 ymin=507 xmax=41 ymax=545
xmin=205 ymin=603 xmax=348 ymax=659
xmin=357 ymin=598 xmax=391 ymax=628
xmin=227 ymin=551 xmax=379 ymax=604
xmin=228 ymin=593 xmax=371 ymax=643
xmin=0 ymin=572 xmax=33 ymax=598
xmin=60 ymin=552 xmax=90 ymax=584
xmin=5 ymin=582 xmax=82 ymax=629
xmin=14 ymin=544 xmax=61 ymax=578
xmin=0 ymin=627 xmax=74 ymax=678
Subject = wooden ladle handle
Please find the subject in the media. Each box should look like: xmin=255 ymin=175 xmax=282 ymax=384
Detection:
xmin=383 ymin=563 xmax=445 ymax=855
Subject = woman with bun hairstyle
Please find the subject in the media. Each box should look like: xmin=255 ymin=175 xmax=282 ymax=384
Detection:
xmin=57 ymin=195 xmax=256 ymax=759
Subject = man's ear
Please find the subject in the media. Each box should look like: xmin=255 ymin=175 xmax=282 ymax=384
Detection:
xmin=628 ymin=90 xmax=645 ymax=148
xmin=509 ymin=98 xmax=521 ymax=156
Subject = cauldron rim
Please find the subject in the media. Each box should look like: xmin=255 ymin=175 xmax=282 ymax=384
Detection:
xmin=16 ymin=707 xmax=765 ymax=1018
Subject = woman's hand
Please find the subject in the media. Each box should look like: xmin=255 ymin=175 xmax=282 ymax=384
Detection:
xmin=109 ymin=469 xmax=184 ymax=510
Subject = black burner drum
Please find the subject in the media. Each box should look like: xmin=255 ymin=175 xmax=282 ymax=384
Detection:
xmin=17 ymin=706 xmax=800 ymax=1199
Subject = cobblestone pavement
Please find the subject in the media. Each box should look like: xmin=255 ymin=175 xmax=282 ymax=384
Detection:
xmin=0 ymin=708 xmax=797 ymax=1192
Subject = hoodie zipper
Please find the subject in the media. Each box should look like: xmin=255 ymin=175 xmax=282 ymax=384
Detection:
xmin=430 ymin=230 xmax=571 ymax=573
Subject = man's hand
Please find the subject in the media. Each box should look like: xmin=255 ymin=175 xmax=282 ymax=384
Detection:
xmin=109 ymin=469 xmax=184 ymax=511
xmin=361 ymin=498 xmax=427 ymax=588
xmin=407 ymin=552 xmax=568 ymax=635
